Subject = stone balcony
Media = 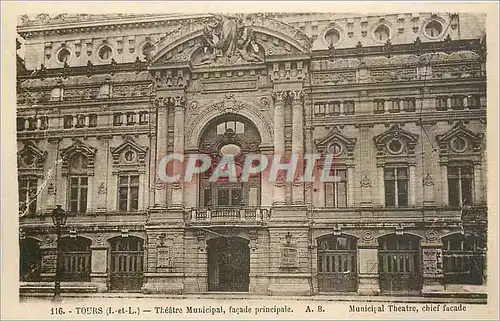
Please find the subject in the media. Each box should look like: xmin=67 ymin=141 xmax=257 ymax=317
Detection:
xmin=186 ymin=207 xmax=270 ymax=226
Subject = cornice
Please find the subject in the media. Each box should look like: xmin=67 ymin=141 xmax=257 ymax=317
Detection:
xmin=17 ymin=14 xmax=210 ymax=39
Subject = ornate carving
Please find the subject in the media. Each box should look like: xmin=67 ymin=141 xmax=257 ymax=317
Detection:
xmin=110 ymin=136 xmax=148 ymax=166
xmin=314 ymin=126 xmax=357 ymax=157
xmin=436 ymin=120 xmax=484 ymax=156
xmin=112 ymin=83 xmax=151 ymax=98
xmin=311 ymin=71 xmax=356 ymax=85
xmin=360 ymin=175 xmax=372 ymax=188
xmin=423 ymin=174 xmax=434 ymax=186
xmin=194 ymin=15 xmax=264 ymax=66
xmin=98 ymin=182 xmax=107 ymax=194
xmin=60 ymin=139 xmax=97 ymax=174
xmin=361 ymin=230 xmax=374 ymax=242
xmin=374 ymin=124 xmax=419 ymax=156
xmin=17 ymin=141 xmax=47 ymax=170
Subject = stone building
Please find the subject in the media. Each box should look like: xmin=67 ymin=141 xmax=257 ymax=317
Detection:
xmin=17 ymin=12 xmax=487 ymax=296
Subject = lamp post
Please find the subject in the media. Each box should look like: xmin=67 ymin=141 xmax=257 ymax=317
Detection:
xmin=51 ymin=205 xmax=67 ymax=301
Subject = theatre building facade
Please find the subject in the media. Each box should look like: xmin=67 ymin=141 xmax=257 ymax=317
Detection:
xmin=17 ymin=12 xmax=487 ymax=296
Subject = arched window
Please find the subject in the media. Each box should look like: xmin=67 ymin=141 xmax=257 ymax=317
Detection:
xmin=198 ymin=115 xmax=262 ymax=209
xmin=378 ymin=234 xmax=422 ymax=292
xmin=59 ymin=237 xmax=92 ymax=282
xmin=442 ymin=233 xmax=485 ymax=284
xmin=374 ymin=25 xmax=390 ymax=42
xmin=19 ymin=238 xmax=41 ymax=281
xmin=317 ymin=234 xmax=358 ymax=292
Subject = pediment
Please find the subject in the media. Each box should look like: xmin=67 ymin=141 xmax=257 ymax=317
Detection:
xmin=314 ymin=126 xmax=357 ymax=158
xmin=110 ymin=136 xmax=148 ymax=166
xmin=60 ymin=139 xmax=97 ymax=169
xmin=17 ymin=141 xmax=47 ymax=170
xmin=151 ymin=14 xmax=312 ymax=67
xmin=374 ymin=124 xmax=419 ymax=156
xmin=436 ymin=121 xmax=483 ymax=155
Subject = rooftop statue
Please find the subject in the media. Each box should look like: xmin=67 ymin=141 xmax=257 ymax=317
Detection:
xmin=196 ymin=14 xmax=264 ymax=66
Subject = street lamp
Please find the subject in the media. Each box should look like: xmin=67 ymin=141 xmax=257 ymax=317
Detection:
xmin=51 ymin=205 xmax=67 ymax=300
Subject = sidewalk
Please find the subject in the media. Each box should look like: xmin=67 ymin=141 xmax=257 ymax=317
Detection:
xmin=20 ymin=285 xmax=488 ymax=304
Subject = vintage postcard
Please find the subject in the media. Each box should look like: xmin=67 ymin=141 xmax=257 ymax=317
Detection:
xmin=1 ymin=1 xmax=499 ymax=320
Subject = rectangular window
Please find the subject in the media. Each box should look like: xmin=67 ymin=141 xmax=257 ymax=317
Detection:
xmin=19 ymin=177 xmax=37 ymax=215
xmin=118 ymin=174 xmax=139 ymax=211
xmin=17 ymin=117 xmax=25 ymax=131
xmin=448 ymin=165 xmax=474 ymax=207
xmin=217 ymin=188 xmax=229 ymax=206
xmin=113 ymin=113 xmax=123 ymax=126
xmin=374 ymin=100 xmax=385 ymax=114
xmin=389 ymin=100 xmax=400 ymax=113
xmin=126 ymin=112 xmax=135 ymax=125
xmin=64 ymin=115 xmax=73 ymax=128
xmin=88 ymin=114 xmax=97 ymax=127
xmin=69 ymin=176 xmax=88 ymax=214
xmin=138 ymin=112 xmax=148 ymax=125
xmin=203 ymin=188 xmax=212 ymax=207
xmin=27 ymin=118 xmax=37 ymax=131
xmin=451 ymin=96 xmax=464 ymax=110
xmin=436 ymin=96 xmax=448 ymax=111
xmin=402 ymin=98 xmax=416 ymax=112
xmin=384 ymin=167 xmax=408 ymax=207
xmin=329 ymin=101 xmax=341 ymax=115
xmin=467 ymin=95 xmax=480 ymax=109
xmin=39 ymin=116 xmax=48 ymax=130
xmin=325 ymin=169 xmax=347 ymax=208
xmin=344 ymin=101 xmax=355 ymax=115
xmin=75 ymin=114 xmax=85 ymax=128
xmin=315 ymin=103 xmax=325 ymax=115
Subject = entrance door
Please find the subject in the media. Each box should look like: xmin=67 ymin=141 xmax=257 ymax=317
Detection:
xmin=207 ymin=237 xmax=250 ymax=292
xmin=317 ymin=235 xmax=358 ymax=292
xmin=378 ymin=234 xmax=422 ymax=293
xmin=109 ymin=237 xmax=144 ymax=291
xmin=19 ymin=238 xmax=41 ymax=281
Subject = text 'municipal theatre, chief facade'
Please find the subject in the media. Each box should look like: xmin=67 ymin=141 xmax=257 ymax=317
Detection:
xmin=16 ymin=12 xmax=487 ymax=296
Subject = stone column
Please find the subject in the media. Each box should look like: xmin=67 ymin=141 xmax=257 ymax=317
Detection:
xmin=154 ymin=97 xmax=169 ymax=208
xmin=291 ymin=90 xmax=305 ymax=205
xmin=90 ymin=245 xmax=108 ymax=292
xmin=474 ymin=163 xmax=483 ymax=204
xmin=421 ymin=241 xmax=445 ymax=293
xmin=347 ymin=166 xmax=355 ymax=207
xmin=272 ymin=91 xmax=286 ymax=206
xmin=171 ymin=96 xmax=186 ymax=208
xmin=357 ymin=242 xmax=381 ymax=295
xmin=304 ymin=126 xmax=314 ymax=205
xmin=440 ymin=164 xmax=449 ymax=206
xmin=409 ymin=165 xmax=416 ymax=206
xmin=378 ymin=166 xmax=385 ymax=206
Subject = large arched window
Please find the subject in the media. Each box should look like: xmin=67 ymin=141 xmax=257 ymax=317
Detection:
xmin=198 ymin=114 xmax=262 ymax=208
xmin=59 ymin=237 xmax=92 ymax=281
xmin=442 ymin=233 xmax=485 ymax=285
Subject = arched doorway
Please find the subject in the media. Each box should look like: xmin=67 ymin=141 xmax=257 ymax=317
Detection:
xmin=317 ymin=234 xmax=358 ymax=292
xmin=109 ymin=236 xmax=144 ymax=291
xmin=207 ymin=237 xmax=250 ymax=292
xmin=59 ymin=237 xmax=92 ymax=281
xmin=19 ymin=238 xmax=41 ymax=281
xmin=442 ymin=233 xmax=486 ymax=285
xmin=198 ymin=114 xmax=262 ymax=209
xmin=378 ymin=234 xmax=422 ymax=293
